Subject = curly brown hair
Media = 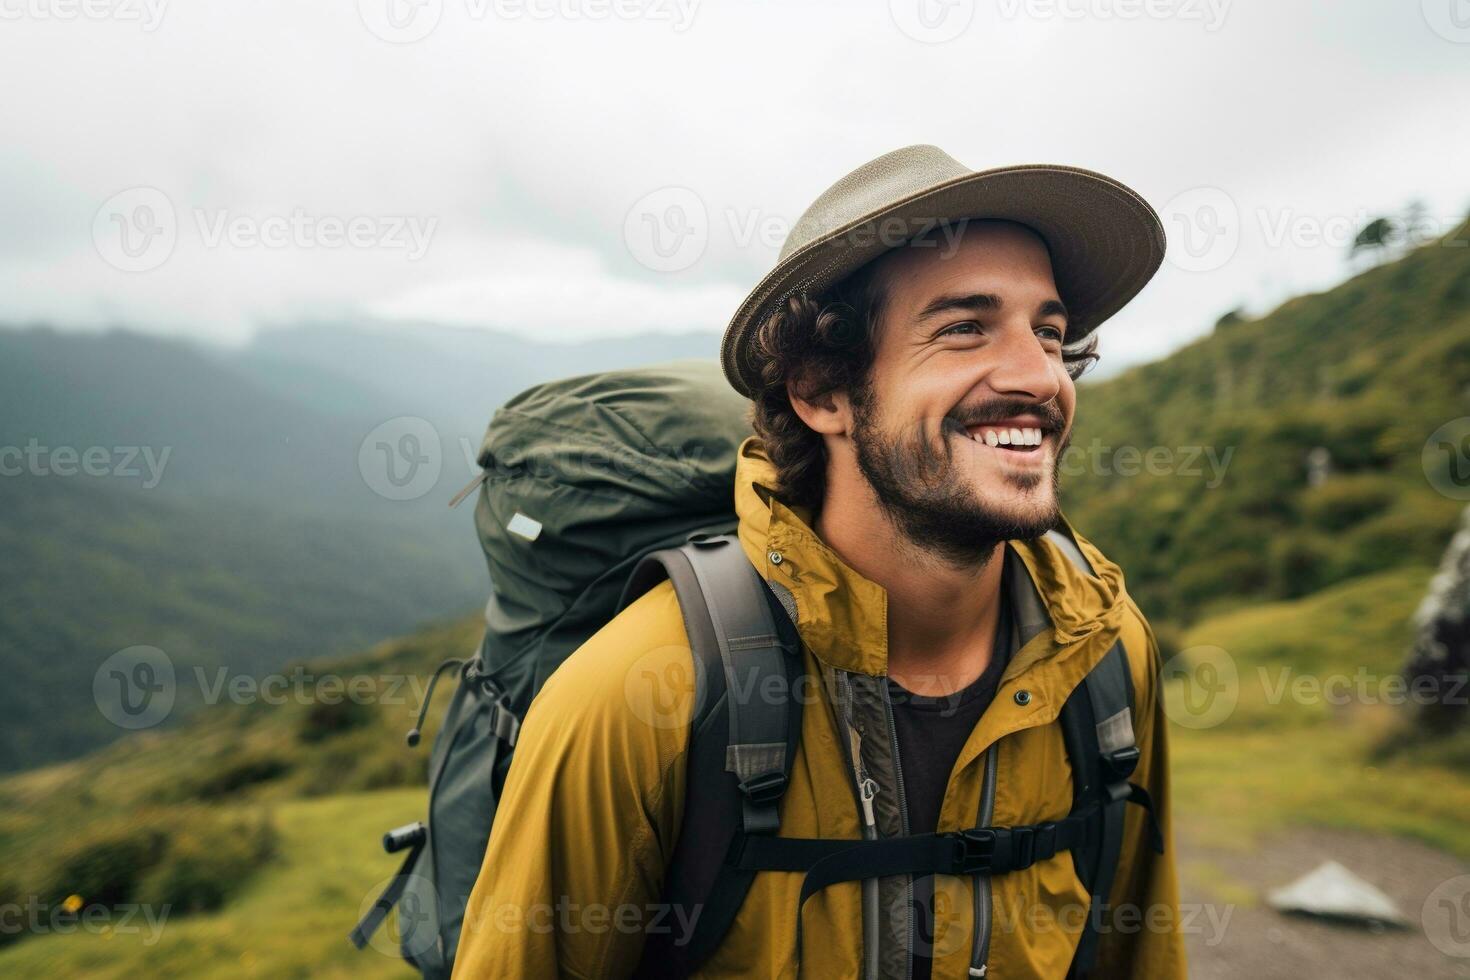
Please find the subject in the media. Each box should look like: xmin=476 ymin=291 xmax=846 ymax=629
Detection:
xmin=748 ymin=260 xmax=1099 ymax=512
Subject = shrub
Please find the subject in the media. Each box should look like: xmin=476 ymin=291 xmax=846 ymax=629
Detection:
xmin=135 ymin=810 xmax=278 ymax=914
xmin=185 ymin=751 xmax=294 ymax=801
xmin=298 ymin=695 xmax=374 ymax=744
xmin=1341 ymin=506 xmax=1459 ymax=578
xmin=0 ymin=877 xmax=25 ymax=948
xmin=43 ymin=823 xmax=167 ymax=908
xmin=1299 ymin=475 xmax=1396 ymax=532
xmin=1268 ymin=534 xmax=1337 ymax=599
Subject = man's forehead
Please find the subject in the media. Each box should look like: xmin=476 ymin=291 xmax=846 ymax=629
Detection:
xmin=877 ymin=220 xmax=1062 ymax=310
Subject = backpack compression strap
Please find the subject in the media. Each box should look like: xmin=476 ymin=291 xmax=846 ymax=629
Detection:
xmin=618 ymin=534 xmax=804 ymax=979
xmin=1045 ymin=527 xmax=1151 ymax=978
xmin=1059 ymin=640 xmax=1145 ymax=978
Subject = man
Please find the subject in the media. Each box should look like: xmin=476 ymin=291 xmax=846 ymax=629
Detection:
xmin=454 ymin=145 xmax=1184 ymax=978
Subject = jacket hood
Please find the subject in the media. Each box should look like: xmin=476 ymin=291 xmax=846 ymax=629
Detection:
xmin=732 ymin=437 xmax=1130 ymax=678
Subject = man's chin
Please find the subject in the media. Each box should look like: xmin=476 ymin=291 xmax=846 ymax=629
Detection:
xmin=954 ymin=481 xmax=1062 ymax=538
xmin=977 ymin=504 xmax=1061 ymax=540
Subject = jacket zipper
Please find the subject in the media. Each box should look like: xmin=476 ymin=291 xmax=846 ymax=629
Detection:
xmin=971 ymin=742 xmax=999 ymax=977
xmin=880 ymin=681 xmax=914 ymax=980
xmin=836 ymin=672 xmax=881 ymax=980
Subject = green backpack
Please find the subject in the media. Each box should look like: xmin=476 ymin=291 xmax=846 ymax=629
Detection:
xmin=350 ymin=361 xmax=1154 ymax=979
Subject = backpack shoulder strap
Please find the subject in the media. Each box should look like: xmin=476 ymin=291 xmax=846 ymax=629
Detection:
xmin=1047 ymin=528 xmax=1146 ymax=978
xmin=617 ymin=534 xmax=802 ymax=979
xmin=1059 ymin=641 xmax=1137 ymax=978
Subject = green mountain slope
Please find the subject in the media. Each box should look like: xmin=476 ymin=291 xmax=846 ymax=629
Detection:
xmin=1063 ymin=221 xmax=1470 ymax=623
xmin=0 ymin=476 xmax=481 ymax=769
xmin=0 ymin=322 xmax=724 ymax=771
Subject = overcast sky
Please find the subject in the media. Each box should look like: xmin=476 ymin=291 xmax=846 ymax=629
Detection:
xmin=2 ymin=0 xmax=1468 ymax=374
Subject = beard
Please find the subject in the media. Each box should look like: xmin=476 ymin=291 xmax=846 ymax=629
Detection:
xmin=850 ymin=386 xmax=1068 ymax=568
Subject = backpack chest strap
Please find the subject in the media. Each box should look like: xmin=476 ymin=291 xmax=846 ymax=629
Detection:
xmin=735 ymin=787 xmax=1159 ymax=914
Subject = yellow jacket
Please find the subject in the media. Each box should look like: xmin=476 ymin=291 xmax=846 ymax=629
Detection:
xmin=454 ymin=440 xmax=1185 ymax=979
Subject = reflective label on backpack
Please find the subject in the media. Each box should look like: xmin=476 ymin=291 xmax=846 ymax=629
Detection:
xmin=507 ymin=512 xmax=543 ymax=541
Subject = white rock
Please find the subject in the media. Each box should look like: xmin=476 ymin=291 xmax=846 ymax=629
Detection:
xmin=1267 ymin=860 xmax=1408 ymax=927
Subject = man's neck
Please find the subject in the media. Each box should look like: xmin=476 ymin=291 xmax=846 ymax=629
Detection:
xmin=814 ymin=477 xmax=1005 ymax=697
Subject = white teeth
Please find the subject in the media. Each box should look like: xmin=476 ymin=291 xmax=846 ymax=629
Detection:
xmin=966 ymin=425 xmax=1046 ymax=447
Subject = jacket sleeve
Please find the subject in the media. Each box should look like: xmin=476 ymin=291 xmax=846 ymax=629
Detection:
xmin=1092 ymin=605 xmax=1189 ymax=979
xmin=451 ymin=584 xmax=694 ymax=980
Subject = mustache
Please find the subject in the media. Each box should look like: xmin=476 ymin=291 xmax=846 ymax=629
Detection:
xmin=942 ymin=399 xmax=1068 ymax=434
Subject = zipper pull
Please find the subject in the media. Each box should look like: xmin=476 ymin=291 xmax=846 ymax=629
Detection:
xmin=859 ymin=777 xmax=878 ymax=829
xmin=847 ymin=724 xmax=879 ymax=832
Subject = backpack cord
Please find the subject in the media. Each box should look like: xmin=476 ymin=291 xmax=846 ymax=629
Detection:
xmin=406 ymin=658 xmax=466 ymax=747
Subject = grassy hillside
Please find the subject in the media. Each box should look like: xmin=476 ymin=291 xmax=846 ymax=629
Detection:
xmin=0 ymin=789 xmax=423 ymax=980
xmin=1167 ymin=564 xmax=1470 ymax=854
xmin=0 ymin=617 xmax=479 ymax=972
xmin=1064 ymin=220 xmax=1470 ymax=623
xmin=2 ymin=562 xmax=1463 ymax=975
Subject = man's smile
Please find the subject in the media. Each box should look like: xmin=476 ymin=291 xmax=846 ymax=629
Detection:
xmin=953 ymin=416 xmax=1056 ymax=464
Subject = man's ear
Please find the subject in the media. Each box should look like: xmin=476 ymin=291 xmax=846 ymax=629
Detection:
xmin=786 ymin=377 xmax=852 ymax=437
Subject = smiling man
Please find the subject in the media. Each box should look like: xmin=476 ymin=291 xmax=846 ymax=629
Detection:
xmin=455 ymin=146 xmax=1184 ymax=979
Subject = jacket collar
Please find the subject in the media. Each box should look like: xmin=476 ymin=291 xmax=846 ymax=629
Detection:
xmin=733 ymin=437 xmax=1128 ymax=678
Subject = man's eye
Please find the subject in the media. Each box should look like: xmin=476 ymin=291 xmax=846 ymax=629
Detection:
xmin=938 ymin=321 xmax=981 ymax=337
xmin=1036 ymin=325 xmax=1065 ymax=344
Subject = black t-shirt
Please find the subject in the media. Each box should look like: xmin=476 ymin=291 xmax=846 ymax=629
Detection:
xmin=886 ymin=578 xmax=1014 ymax=980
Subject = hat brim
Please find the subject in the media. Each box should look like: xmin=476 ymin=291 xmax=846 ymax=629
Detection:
xmin=721 ymin=164 xmax=1165 ymax=398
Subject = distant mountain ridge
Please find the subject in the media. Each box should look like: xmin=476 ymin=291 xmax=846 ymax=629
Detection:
xmin=0 ymin=320 xmax=724 ymax=771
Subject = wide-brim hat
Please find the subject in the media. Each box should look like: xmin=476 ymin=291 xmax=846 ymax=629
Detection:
xmin=721 ymin=144 xmax=1166 ymax=397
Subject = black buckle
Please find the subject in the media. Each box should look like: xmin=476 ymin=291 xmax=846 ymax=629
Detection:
xmin=1102 ymin=745 xmax=1140 ymax=782
xmin=738 ymin=770 xmax=787 ymax=806
xmin=951 ymin=829 xmax=997 ymax=874
xmin=953 ymin=822 xmax=1062 ymax=874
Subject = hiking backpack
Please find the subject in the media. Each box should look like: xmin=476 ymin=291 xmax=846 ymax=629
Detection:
xmin=349 ymin=361 xmax=1159 ymax=978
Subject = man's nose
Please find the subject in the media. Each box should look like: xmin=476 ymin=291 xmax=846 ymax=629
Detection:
xmin=983 ymin=324 xmax=1062 ymax=402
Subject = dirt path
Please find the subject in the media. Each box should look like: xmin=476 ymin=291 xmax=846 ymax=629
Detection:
xmin=1178 ymin=828 xmax=1470 ymax=978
